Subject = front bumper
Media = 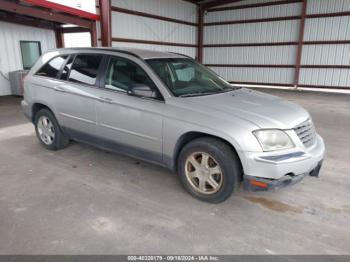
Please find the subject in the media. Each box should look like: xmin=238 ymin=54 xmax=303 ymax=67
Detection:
xmin=243 ymin=160 xmax=323 ymax=191
xmin=240 ymin=134 xmax=325 ymax=190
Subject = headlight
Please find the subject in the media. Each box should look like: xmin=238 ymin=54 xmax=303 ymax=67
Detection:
xmin=253 ymin=129 xmax=295 ymax=151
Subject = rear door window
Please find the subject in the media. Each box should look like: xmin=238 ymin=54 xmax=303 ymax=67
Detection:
xmin=36 ymin=56 xmax=68 ymax=78
xmin=68 ymin=54 xmax=103 ymax=85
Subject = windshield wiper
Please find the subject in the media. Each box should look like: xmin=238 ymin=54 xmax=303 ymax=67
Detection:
xmin=179 ymin=92 xmax=217 ymax=98
xmin=223 ymin=86 xmax=242 ymax=92
xmin=179 ymin=86 xmax=241 ymax=98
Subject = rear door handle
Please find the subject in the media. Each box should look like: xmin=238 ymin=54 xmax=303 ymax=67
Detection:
xmin=53 ymin=86 xmax=66 ymax=93
xmin=98 ymin=97 xmax=113 ymax=104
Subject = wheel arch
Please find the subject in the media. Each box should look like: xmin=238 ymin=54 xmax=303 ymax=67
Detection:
xmin=172 ymin=131 xmax=244 ymax=180
xmin=31 ymin=102 xmax=54 ymax=122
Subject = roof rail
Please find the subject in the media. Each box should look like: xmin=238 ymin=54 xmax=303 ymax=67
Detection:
xmin=62 ymin=47 xmax=143 ymax=59
xmin=169 ymin=52 xmax=194 ymax=59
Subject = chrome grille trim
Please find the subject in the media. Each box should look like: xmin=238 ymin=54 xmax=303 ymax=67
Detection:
xmin=294 ymin=119 xmax=316 ymax=147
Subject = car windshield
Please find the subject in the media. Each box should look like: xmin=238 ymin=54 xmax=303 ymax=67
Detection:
xmin=146 ymin=58 xmax=237 ymax=97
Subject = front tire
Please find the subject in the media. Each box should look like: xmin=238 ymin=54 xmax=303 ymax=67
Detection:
xmin=178 ymin=137 xmax=241 ymax=203
xmin=34 ymin=108 xmax=69 ymax=150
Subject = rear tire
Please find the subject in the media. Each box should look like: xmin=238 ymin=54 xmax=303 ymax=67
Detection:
xmin=34 ymin=108 xmax=69 ymax=150
xmin=178 ymin=137 xmax=241 ymax=203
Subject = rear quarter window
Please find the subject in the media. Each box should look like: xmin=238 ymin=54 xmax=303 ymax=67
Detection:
xmin=36 ymin=56 xmax=68 ymax=78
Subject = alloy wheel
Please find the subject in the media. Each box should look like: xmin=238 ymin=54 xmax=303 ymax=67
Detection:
xmin=185 ymin=152 xmax=223 ymax=194
xmin=37 ymin=116 xmax=55 ymax=145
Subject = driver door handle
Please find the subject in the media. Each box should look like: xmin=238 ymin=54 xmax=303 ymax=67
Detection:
xmin=53 ymin=86 xmax=66 ymax=93
xmin=98 ymin=97 xmax=113 ymax=104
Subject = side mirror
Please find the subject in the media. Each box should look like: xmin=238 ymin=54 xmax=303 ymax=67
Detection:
xmin=127 ymin=84 xmax=157 ymax=98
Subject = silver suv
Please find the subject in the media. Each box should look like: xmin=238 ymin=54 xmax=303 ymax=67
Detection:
xmin=22 ymin=48 xmax=325 ymax=203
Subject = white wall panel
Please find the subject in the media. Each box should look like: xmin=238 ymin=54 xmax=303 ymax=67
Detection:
xmin=204 ymin=46 xmax=297 ymax=64
xmin=111 ymin=12 xmax=196 ymax=44
xmin=203 ymin=1 xmax=299 ymax=85
xmin=206 ymin=3 xmax=301 ymax=23
xmin=112 ymin=42 xmax=196 ymax=58
xmin=110 ymin=0 xmax=197 ymax=61
xmin=301 ymin=44 xmax=350 ymax=65
xmin=204 ymin=20 xmax=300 ymax=44
xmin=204 ymin=0 xmax=350 ymax=89
xmin=302 ymin=1 xmax=350 ymax=87
xmin=307 ymin=0 xmax=350 ymax=14
xmin=300 ymin=68 xmax=350 ymax=87
xmin=304 ymin=16 xmax=350 ymax=41
xmin=0 ymin=22 xmax=56 ymax=96
xmin=209 ymin=67 xmax=294 ymax=84
xmin=64 ymin=32 xmax=91 ymax=47
xmin=112 ymin=0 xmax=197 ymax=23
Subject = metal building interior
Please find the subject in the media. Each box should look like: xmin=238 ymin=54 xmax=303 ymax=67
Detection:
xmin=0 ymin=0 xmax=350 ymax=256
xmin=105 ymin=0 xmax=350 ymax=90
xmin=1 ymin=0 xmax=350 ymax=91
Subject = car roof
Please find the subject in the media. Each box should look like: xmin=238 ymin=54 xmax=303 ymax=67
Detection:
xmin=53 ymin=47 xmax=191 ymax=60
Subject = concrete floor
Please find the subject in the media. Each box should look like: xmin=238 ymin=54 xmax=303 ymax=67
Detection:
xmin=0 ymin=89 xmax=349 ymax=255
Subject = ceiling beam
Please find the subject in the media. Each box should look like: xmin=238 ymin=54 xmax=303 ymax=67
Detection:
xmin=0 ymin=11 xmax=54 ymax=30
xmin=61 ymin=26 xmax=91 ymax=34
xmin=23 ymin=0 xmax=100 ymax=20
xmin=0 ymin=0 xmax=92 ymax=28
xmin=182 ymin=0 xmax=199 ymax=4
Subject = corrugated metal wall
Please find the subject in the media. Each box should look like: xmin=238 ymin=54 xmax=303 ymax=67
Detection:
xmin=1 ymin=0 xmax=348 ymax=94
xmin=205 ymin=3 xmax=301 ymax=22
xmin=300 ymin=0 xmax=350 ymax=88
xmin=111 ymin=12 xmax=196 ymax=44
xmin=307 ymin=0 xmax=350 ymax=13
xmin=111 ymin=0 xmax=197 ymax=58
xmin=203 ymin=0 xmax=350 ymax=89
xmin=111 ymin=0 xmax=197 ymax=22
xmin=0 ymin=21 xmax=56 ymax=96
xmin=203 ymin=1 xmax=302 ymax=86
xmin=204 ymin=21 xmax=300 ymax=44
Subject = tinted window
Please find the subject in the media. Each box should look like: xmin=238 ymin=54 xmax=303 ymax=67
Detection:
xmin=20 ymin=41 xmax=41 ymax=70
xmin=60 ymin=55 xmax=74 ymax=80
xmin=104 ymin=57 xmax=156 ymax=92
xmin=68 ymin=55 xmax=102 ymax=85
xmin=36 ymin=56 xmax=67 ymax=78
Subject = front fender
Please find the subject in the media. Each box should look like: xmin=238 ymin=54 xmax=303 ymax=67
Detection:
xmin=162 ymin=115 xmax=261 ymax=171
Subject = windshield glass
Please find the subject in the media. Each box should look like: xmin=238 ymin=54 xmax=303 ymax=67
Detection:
xmin=146 ymin=58 xmax=236 ymax=97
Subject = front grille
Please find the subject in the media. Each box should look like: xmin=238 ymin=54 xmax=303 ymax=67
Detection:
xmin=294 ymin=119 xmax=316 ymax=147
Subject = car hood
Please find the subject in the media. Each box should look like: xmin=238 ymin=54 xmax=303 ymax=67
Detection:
xmin=177 ymin=88 xmax=309 ymax=129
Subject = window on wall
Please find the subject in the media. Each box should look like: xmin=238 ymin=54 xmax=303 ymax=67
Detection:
xmin=20 ymin=41 xmax=42 ymax=70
